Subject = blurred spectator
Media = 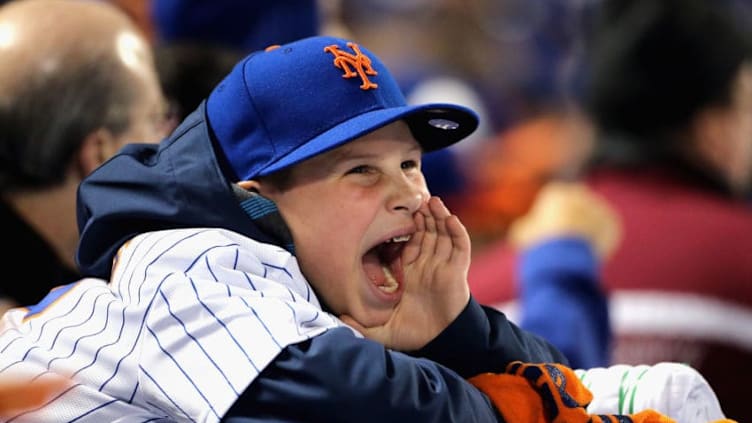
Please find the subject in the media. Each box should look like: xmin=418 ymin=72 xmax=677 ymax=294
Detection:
xmin=468 ymin=0 xmax=752 ymax=420
xmin=505 ymin=180 xmax=622 ymax=369
xmin=141 ymin=0 xmax=320 ymax=125
xmin=581 ymin=0 xmax=752 ymax=420
xmin=110 ymin=0 xmax=155 ymax=43
xmin=150 ymin=0 xmax=319 ymax=53
xmin=154 ymin=43 xmax=244 ymax=122
xmin=0 ymin=0 xmax=169 ymax=310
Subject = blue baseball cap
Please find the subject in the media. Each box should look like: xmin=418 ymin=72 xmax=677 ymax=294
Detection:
xmin=206 ymin=35 xmax=479 ymax=181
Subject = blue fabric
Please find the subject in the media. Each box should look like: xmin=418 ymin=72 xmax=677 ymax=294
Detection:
xmin=75 ymin=104 xmax=276 ymax=279
xmin=238 ymin=194 xmax=295 ymax=255
xmin=414 ymin=297 xmax=569 ymax=376
xmin=422 ymin=148 xmax=467 ymax=198
xmin=223 ymin=327 xmax=503 ymax=422
xmin=205 ymin=35 xmax=478 ymax=181
xmin=518 ymin=237 xmax=612 ymax=369
xmin=222 ymin=298 xmax=565 ymax=422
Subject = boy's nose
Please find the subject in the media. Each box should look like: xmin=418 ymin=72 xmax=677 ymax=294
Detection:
xmin=389 ymin=177 xmax=428 ymax=214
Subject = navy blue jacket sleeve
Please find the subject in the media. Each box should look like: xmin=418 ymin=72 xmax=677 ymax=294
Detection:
xmin=222 ymin=297 xmax=566 ymax=422
xmin=517 ymin=237 xmax=611 ymax=369
xmin=412 ymin=296 xmax=568 ymax=376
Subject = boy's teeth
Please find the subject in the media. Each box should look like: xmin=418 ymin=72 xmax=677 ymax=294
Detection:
xmin=379 ymin=265 xmax=399 ymax=293
xmin=390 ymin=235 xmax=411 ymax=243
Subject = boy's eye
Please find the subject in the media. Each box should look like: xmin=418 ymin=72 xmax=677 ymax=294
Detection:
xmin=347 ymin=165 xmax=371 ymax=175
xmin=401 ymin=160 xmax=419 ymax=170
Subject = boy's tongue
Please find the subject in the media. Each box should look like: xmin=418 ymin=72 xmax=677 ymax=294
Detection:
xmin=363 ymin=242 xmax=403 ymax=290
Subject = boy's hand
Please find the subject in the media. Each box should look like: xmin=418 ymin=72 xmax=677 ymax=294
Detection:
xmin=342 ymin=197 xmax=471 ymax=351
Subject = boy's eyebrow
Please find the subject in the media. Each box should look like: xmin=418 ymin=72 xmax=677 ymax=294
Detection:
xmin=335 ymin=144 xmax=423 ymax=161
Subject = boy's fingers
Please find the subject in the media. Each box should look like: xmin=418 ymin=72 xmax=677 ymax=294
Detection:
xmin=428 ymin=196 xmax=451 ymax=219
xmin=402 ymin=213 xmax=423 ymax=264
xmin=423 ymin=207 xmax=437 ymax=234
xmin=428 ymin=197 xmax=458 ymax=259
xmin=419 ymin=200 xmax=439 ymax=255
xmin=433 ymin=214 xmax=471 ymax=265
xmin=446 ymin=215 xmax=471 ymax=260
xmin=414 ymin=205 xmax=426 ymax=232
xmin=433 ymin=214 xmax=452 ymax=258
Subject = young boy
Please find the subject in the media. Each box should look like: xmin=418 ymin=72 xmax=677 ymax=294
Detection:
xmin=0 ymin=34 xmax=561 ymax=422
xmin=0 ymin=35 xmax=726 ymax=422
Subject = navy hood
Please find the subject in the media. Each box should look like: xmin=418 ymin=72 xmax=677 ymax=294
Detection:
xmin=76 ymin=102 xmax=275 ymax=279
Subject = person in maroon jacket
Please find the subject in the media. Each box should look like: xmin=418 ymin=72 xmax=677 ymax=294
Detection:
xmin=580 ymin=1 xmax=752 ymax=420
xmin=467 ymin=0 xmax=752 ymax=420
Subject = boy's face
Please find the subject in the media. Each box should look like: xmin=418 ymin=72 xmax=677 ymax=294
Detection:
xmin=254 ymin=121 xmax=430 ymax=327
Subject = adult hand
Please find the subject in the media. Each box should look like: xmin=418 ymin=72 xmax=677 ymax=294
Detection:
xmin=508 ymin=181 xmax=622 ymax=260
xmin=341 ymin=196 xmax=471 ymax=351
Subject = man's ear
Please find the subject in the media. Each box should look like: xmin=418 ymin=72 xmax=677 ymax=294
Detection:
xmin=691 ymin=107 xmax=729 ymax=166
xmin=76 ymin=128 xmax=116 ymax=179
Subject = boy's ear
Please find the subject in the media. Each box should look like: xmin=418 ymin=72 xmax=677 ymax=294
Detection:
xmin=237 ymin=180 xmax=261 ymax=192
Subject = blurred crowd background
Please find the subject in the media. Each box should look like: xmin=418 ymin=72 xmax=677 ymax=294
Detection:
xmin=1 ymin=0 xmax=750 ymax=420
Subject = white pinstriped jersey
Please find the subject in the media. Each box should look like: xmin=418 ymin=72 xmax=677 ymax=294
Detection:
xmin=0 ymin=228 xmax=345 ymax=422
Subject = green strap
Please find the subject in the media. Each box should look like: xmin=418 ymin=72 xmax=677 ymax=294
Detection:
xmin=627 ymin=368 xmax=650 ymax=414
xmin=617 ymin=369 xmax=630 ymax=413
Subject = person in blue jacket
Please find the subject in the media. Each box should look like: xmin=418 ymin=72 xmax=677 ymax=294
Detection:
xmin=0 ymin=35 xmax=569 ymax=422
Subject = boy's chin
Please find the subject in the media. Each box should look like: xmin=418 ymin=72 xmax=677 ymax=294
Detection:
xmin=347 ymin=306 xmax=394 ymax=329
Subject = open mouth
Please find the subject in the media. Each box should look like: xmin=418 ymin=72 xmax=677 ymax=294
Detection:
xmin=362 ymin=235 xmax=411 ymax=294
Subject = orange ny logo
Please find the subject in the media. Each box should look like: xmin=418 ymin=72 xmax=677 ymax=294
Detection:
xmin=324 ymin=42 xmax=378 ymax=90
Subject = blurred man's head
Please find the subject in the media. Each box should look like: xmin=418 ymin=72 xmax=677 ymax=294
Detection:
xmin=0 ymin=0 xmax=169 ymax=286
xmin=584 ymin=0 xmax=752 ymax=197
xmin=0 ymin=0 xmax=169 ymax=193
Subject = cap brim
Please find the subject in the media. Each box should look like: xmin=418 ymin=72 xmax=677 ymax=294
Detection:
xmin=257 ymin=103 xmax=478 ymax=177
